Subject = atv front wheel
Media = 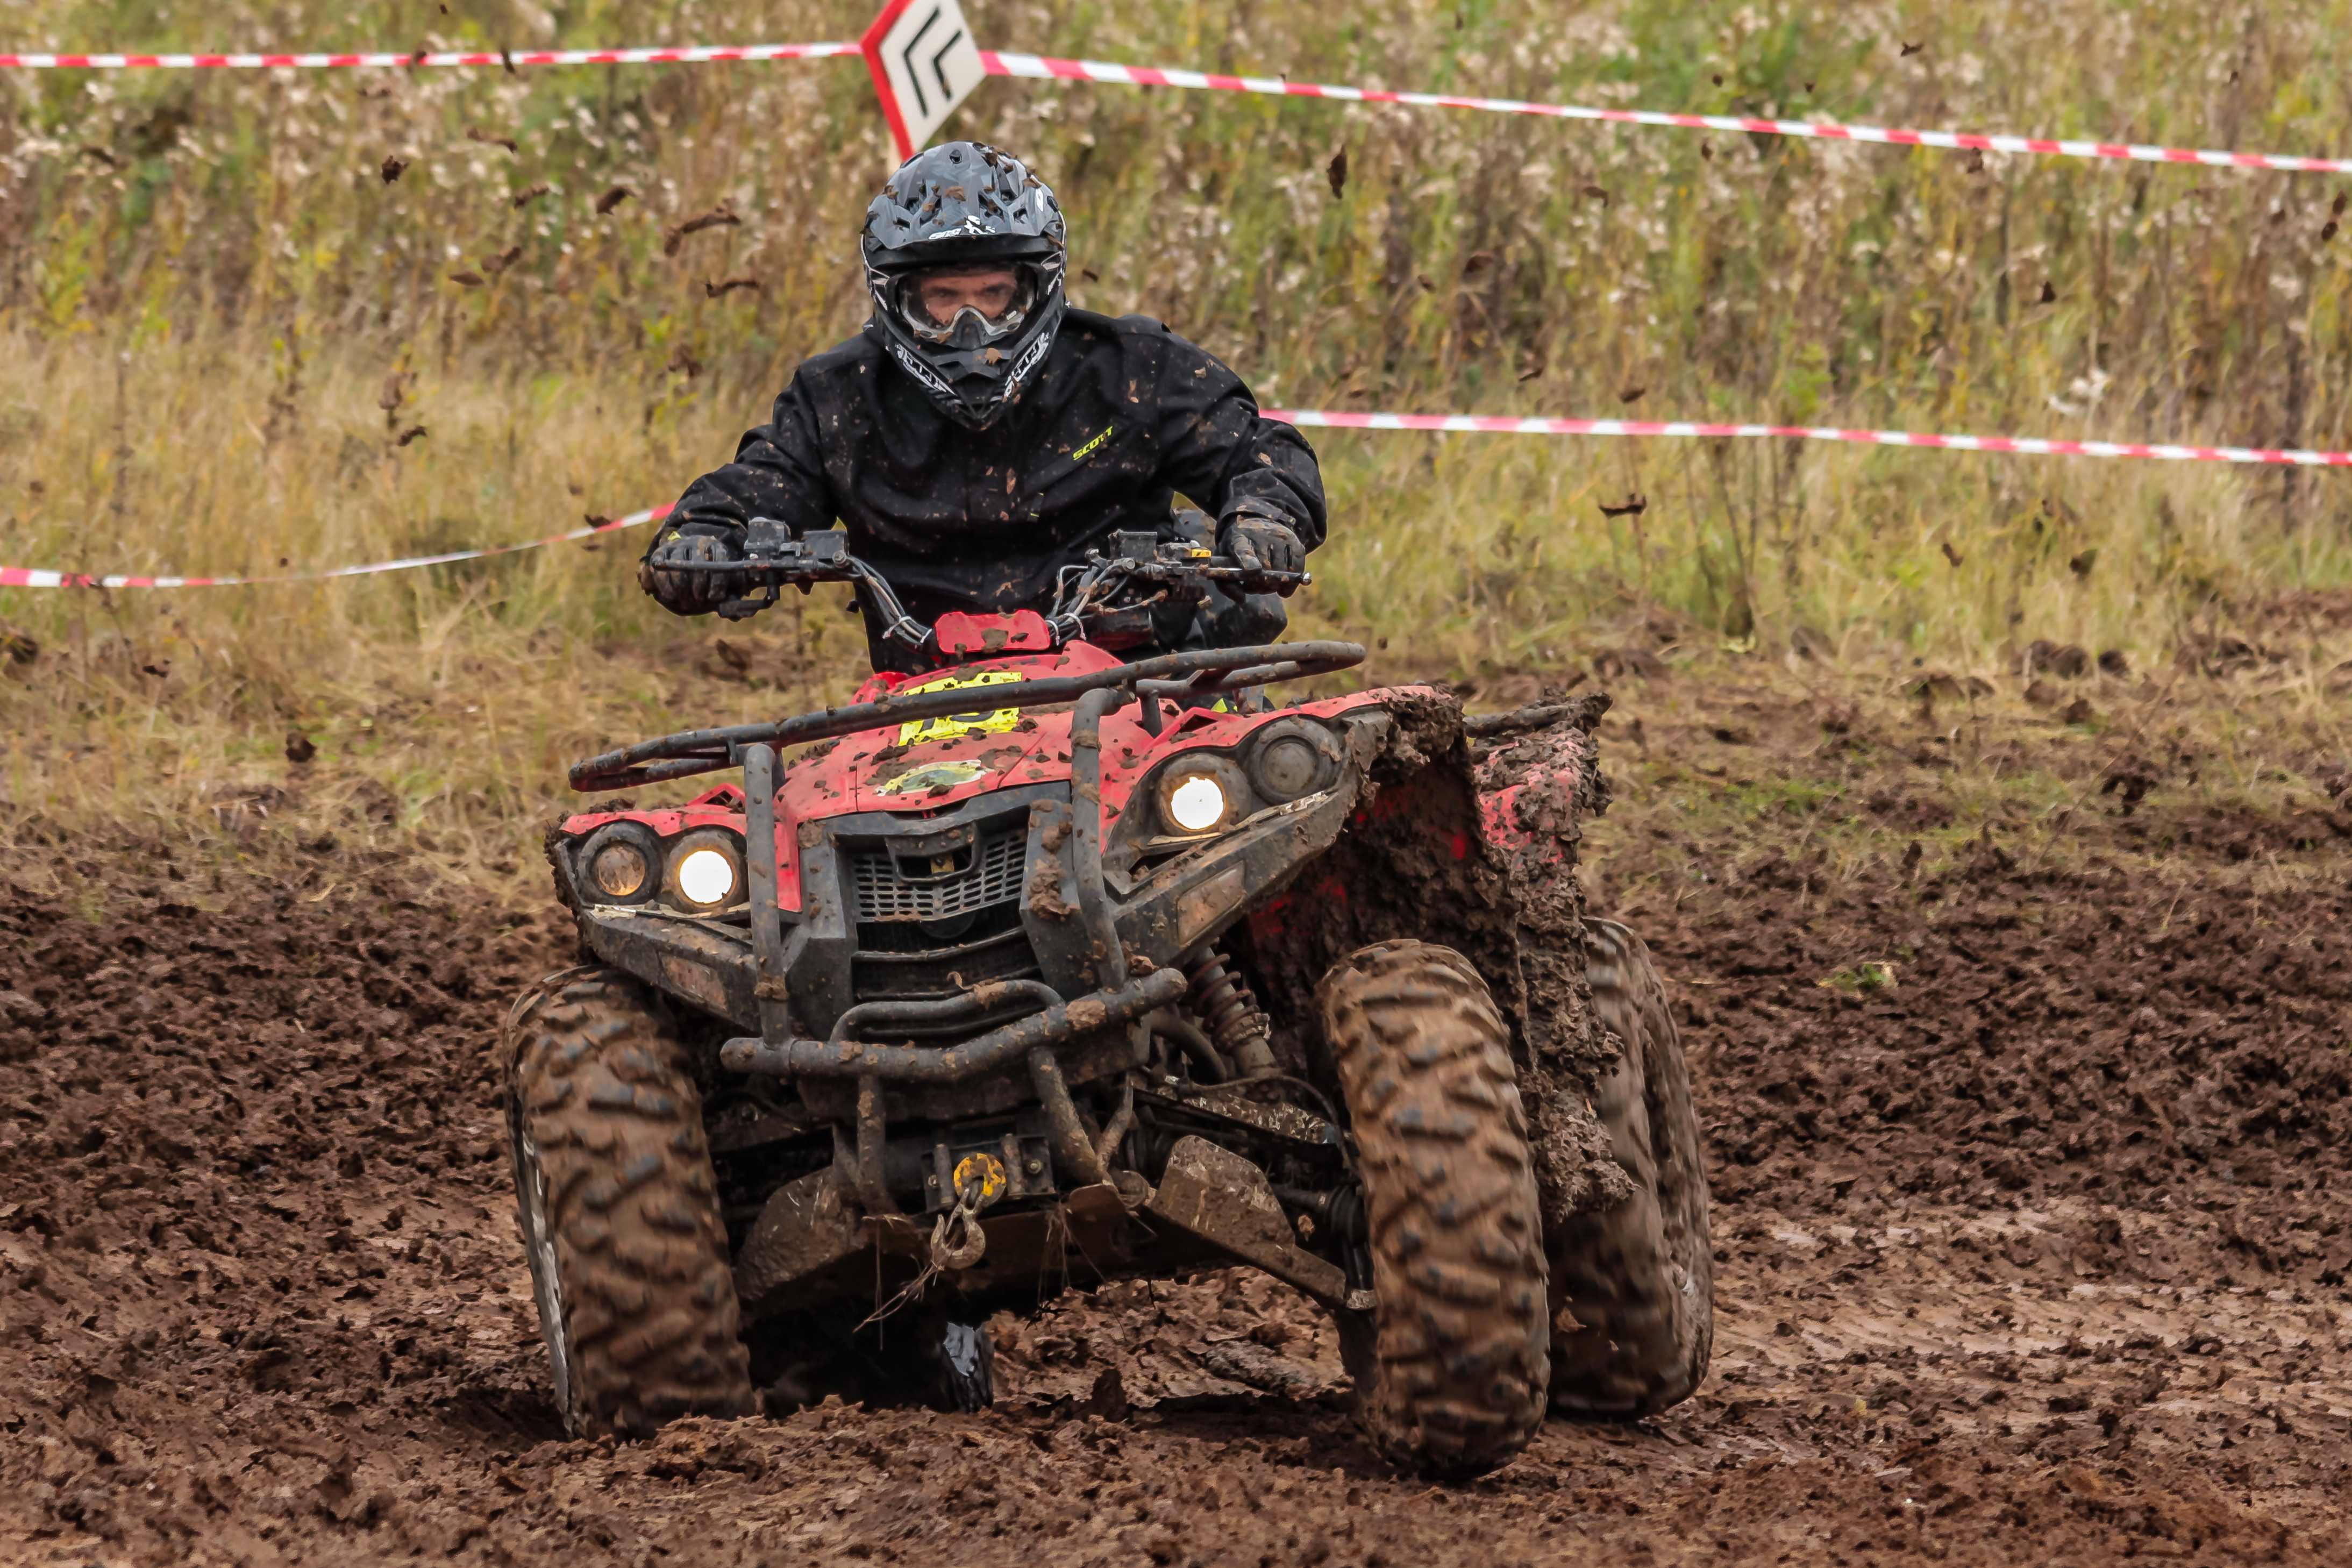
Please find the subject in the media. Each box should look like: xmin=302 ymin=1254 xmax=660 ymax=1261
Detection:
xmin=1545 ymin=918 xmax=1714 ymax=1417
xmin=1320 ymin=941 xmax=1550 ymax=1479
xmin=507 ymin=969 xmax=753 ymax=1437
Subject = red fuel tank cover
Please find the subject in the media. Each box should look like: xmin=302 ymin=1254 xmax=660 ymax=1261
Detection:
xmin=933 ymin=610 xmax=1054 ymax=656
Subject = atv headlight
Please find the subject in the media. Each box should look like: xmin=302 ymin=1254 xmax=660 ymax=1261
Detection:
xmin=1167 ymin=775 xmax=1228 ymax=833
xmin=677 ymin=849 xmax=736 ymax=906
xmin=1153 ymin=756 xmax=1252 ymax=836
xmin=594 ymin=841 xmax=652 ymax=899
xmin=1243 ymin=718 xmax=1345 ymax=804
xmin=664 ymin=828 xmax=746 ymax=911
xmin=578 ymin=822 xmax=661 ymax=905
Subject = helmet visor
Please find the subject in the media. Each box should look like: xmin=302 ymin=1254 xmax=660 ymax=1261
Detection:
xmin=893 ymin=263 xmax=1038 ymax=347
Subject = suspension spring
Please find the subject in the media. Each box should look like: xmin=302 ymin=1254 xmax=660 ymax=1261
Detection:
xmin=1185 ymin=949 xmax=1277 ymax=1078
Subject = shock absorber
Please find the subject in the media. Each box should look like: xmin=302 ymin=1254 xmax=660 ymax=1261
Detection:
xmin=1185 ymin=949 xmax=1279 ymax=1079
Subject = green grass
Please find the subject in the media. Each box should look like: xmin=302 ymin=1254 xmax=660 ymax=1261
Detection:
xmin=1818 ymin=960 xmax=1898 ymax=993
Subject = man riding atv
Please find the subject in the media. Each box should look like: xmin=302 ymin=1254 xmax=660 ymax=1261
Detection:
xmin=510 ymin=142 xmax=1711 ymax=1481
xmin=639 ymin=140 xmax=1318 ymax=669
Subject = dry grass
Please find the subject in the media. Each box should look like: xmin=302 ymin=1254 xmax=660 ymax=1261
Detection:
xmin=4 ymin=0 xmax=2352 ymax=886
xmin=0 ymin=329 xmax=883 ymax=890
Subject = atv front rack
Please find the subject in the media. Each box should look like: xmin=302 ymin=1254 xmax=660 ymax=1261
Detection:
xmin=568 ymin=640 xmax=1365 ymax=794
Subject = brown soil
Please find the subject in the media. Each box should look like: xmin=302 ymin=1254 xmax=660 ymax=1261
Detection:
xmin=4 ymin=671 xmax=2349 ymax=1565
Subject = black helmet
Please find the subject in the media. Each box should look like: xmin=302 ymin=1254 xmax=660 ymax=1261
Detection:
xmin=861 ymin=141 xmax=1067 ymax=430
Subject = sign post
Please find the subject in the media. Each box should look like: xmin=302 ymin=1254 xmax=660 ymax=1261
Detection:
xmin=861 ymin=0 xmax=987 ymax=162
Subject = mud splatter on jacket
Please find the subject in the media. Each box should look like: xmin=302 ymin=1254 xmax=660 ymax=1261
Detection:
xmin=653 ymin=309 xmax=1325 ymax=670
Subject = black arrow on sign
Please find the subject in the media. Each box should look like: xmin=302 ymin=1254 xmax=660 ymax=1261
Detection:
xmin=930 ymin=27 xmax=965 ymax=101
xmin=901 ymin=6 xmax=943 ymax=117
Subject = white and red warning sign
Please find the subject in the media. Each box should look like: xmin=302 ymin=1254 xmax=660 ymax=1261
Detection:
xmin=861 ymin=0 xmax=987 ymax=161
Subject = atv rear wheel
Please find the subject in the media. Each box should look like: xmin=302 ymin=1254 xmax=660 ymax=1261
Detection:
xmin=1320 ymin=941 xmax=1550 ymax=1479
xmin=1545 ymin=918 xmax=1714 ymax=1417
xmin=507 ymin=968 xmax=753 ymax=1437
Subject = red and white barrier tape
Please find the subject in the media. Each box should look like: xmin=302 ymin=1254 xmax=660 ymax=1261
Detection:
xmin=982 ymin=51 xmax=2352 ymax=176
xmin=8 ymin=402 xmax=2350 ymax=592
xmin=0 ymin=42 xmax=854 ymax=69
xmin=0 ymin=507 xmax=666 ymax=590
xmin=5 ymin=31 xmax=2347 ymax=175
xmin=1265 ymin=409 xmax=2352 ymax=466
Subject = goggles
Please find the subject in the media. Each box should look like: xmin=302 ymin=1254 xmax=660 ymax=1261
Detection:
xmin=893 ymin=265 xmax=1038 ymax=347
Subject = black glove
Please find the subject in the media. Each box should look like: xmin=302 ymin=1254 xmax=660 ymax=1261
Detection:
xmin=637 ymin=532 xmax=743 ymax=614
xmin=1219 ymin=512 xmax=1306 ymax=577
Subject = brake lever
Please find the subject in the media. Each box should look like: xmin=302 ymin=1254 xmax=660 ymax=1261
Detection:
xmin=666 ymin=559 xmax=853 ymax=576
xmin=1199 ymin=564 xmax=1311 ymax=594
xmin=695 ymin=559 xmax=929 ymax=648
xmin=1152 ymin=545 xmax=1310 ymax=596
xmin=689 ymin=558 xmax=842 ymax=623
xmin=1100 ymin=550 xmax=1311 ymax=591
xmin=714 ymin=589 xmax=775 ymax=622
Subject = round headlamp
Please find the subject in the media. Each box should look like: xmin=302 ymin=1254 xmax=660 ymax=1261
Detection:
xmin=577 ymin=822 xmax=661 ymax=906
xmin=1167 ymin=775 xmax=1228 ymax=833
xmin=1153 ymin=756 xmax=1252 ymax=836
xmin=664 ymin=827 xmax=746 ymax=913
xmin=676 ymin=848 xmax=736 ymax=906
xmin=1243 ymin=719 xmax=1345 ymax=804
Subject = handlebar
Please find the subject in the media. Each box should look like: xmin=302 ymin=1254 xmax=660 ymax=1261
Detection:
xmin=568 ymin=639 xmax=1367 ymax=794
xmin=663 ymin=521 xmax=1312 ymax=636
xmin=662 ymin=555 xmax=1309 ymax=593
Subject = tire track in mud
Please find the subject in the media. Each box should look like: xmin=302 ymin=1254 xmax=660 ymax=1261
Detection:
xmin=2 ymin=756 xmax=2348 ymax=1564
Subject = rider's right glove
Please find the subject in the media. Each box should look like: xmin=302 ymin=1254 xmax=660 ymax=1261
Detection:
xmin=637 ymin=532 xmax=743 ymax=615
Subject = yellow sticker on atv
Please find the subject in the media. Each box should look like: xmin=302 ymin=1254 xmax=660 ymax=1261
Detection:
xmin=896 ymin=667 xmax=1025 ymax=746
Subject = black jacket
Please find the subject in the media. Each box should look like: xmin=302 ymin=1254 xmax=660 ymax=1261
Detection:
xmin=654 ymin=310 xmax=1325 ymax=668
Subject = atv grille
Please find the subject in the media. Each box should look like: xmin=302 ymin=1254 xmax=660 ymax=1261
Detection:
xmin=849 ymin=830 xmax=1027 ymax=922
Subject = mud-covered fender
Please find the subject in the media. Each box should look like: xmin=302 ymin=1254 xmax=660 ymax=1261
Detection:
xmin=1478 ymin=723 xmax=1605 ymax=877
xmin=1229 ymin=700 xmax=1528 ymax=1073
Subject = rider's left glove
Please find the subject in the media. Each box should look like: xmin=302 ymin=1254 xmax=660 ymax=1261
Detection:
xmin=638 ymin=532 xmax=744 ymax=615
xmin=1218 ymin=505 xmax=1306 ymax=579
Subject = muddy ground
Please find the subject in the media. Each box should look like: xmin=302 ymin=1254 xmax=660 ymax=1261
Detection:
xmin=3 ymin=661 xmax=2349 ymax=1566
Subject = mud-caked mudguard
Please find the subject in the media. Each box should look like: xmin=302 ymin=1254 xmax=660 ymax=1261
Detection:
xmin=1232 ymin=690 xmax=1521 ymax=1062
xmin=1227 ymin=690 xmax=1631 ymax=1230
xmin=1475 ymin=703 xmax=1640 ymax=1224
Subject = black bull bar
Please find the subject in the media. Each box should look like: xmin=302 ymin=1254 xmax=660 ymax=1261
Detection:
xmin=719 ymin=970 xmax=1188 ymax=1213
xmin=718 ymin=972 xmax=1187 ymax=1085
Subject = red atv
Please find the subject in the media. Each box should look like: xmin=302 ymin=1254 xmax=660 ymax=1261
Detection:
xmin=508 ymin=525 xmax=1710 ymax=1477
